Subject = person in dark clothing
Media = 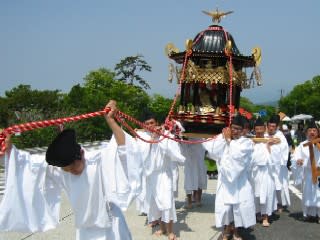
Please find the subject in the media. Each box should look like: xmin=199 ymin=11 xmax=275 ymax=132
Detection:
xmin=295 ymin=123 xmax=306 ymax=145
xmin=282 ymin=124 xmax=294 ymax=170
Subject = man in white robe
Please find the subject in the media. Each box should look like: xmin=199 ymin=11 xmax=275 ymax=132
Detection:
xmin=135 ymin=121 xmax=157 ymax=225
xmin=203 ymin=115 xmax=255 ymax=240
xmin=250 ymin=118 xmax=277 ymax=227
xmin=180 ymin=142 xmax=207 ymax=209
xmin=0 ymin=100 xmax=142 ymax=240
xmin=135 ymin=115 xmax=185 ymax=240
xmin=266 ymin=114 xmax=290 ymax=212
xmin=292 ymin=120 xmax=320 ymax=222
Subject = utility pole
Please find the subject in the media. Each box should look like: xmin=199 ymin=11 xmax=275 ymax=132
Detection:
xmin=280 ymin=89 xmax=284 ymax=99
xmin=276 ymin=89 xmax=285 ymax=113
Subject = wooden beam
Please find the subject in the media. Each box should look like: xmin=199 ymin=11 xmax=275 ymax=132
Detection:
xmin=303 ymin=138 xmax=320 ymax=184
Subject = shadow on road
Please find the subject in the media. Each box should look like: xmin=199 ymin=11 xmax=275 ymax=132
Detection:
xmin=238 ymin=227 xmax=257 ymax=240
xmin=288 ymin=211 xmax=305 ymax=222
xmin=214 ymin=227 xmax=257 ymax=240
xmin=269 ymin=212 xmax=280 ymax=223
xmin=173 ymin=192 xmax=217 ymax=238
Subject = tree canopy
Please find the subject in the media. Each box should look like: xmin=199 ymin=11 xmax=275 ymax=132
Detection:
xmin=240 ymin=97 xmax=276 ymax=121
xmin=279 ymin=75 xmax=320 ymax=119
xmin=0 ymin=67 xmax=170 ymax=148
xmin=1 ymin=85 xmax=65 ymax=148
xmin=114 ymin=54 xmax=152 ymax=90
xmin=147 ymin=94 xmax=173 ymax=123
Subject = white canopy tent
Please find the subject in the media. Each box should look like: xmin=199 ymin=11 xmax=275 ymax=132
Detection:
xmin=290 ymin=114 xmax=313 ymax=121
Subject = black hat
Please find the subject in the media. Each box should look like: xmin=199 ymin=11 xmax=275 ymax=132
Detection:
xmin=268 ymin=114 xmax=280 ymax=125
xmin=143 ymin=111 xmax=158 ymax=122
xmin=242 ymin=116 xmax=249 ymax=128
xmin=306 ymin=120 xmax=318 ymax=129
xmin=231 ymin=115 xmax=245 ymax=128
xmin=46 ymin=129 xmax=81 ymax=167
xmin=254 ymin=117 xmax=265 ymax=127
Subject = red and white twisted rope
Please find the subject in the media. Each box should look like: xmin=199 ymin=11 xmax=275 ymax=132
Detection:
xmin=0 ymin=107 xmax=217 ymax=152
xmin=0 ymin=109 xmax=110 ymax=152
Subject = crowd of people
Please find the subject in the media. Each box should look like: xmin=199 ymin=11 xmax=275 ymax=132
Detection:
xmin=0 ymin=100 xmax=319 ymax=240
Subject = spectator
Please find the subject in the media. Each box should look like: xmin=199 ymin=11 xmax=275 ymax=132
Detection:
xmin=295 ymin=123 xmax=306 ymax=145
xmin=282 ymin=124 xmax=294 ymax=170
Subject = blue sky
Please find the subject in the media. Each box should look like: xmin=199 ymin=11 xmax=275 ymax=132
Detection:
xmin=1 ymin=0 xmax=319 ymax=103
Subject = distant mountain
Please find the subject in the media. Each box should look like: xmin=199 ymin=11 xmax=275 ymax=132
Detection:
xmin=255 ymin=100 xmax=278 ymax=107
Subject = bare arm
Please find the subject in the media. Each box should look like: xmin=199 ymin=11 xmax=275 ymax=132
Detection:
xmin=104 ymin=100 xmax=125 ymax=146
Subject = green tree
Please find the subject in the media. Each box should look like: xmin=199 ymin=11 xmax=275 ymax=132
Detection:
xmin=83 ymin=67 xmax=150 ymax=119
xmin=65 ymin=84 xmax=87 ymax=111
xmin=115 ymin=54 xmax=152 ymax=90
xmin=3 ymin=85 xmax=66 ymax=148
xmin=0 ymin=97 xmax=9 ymax=128
xmin=240 ymin=97 xmax=276 ymax=121
xmin=66 ymin=68 xmax=151 ymax=142
xmin=279 ymin=75 xmax=320 ymax=119
xmin=240 ymin=97 xmax=256 ymax=113
xmin=5 ymin=85 xmax=63 ymax=110
xmin=148 ymin=94 xmax=173 ymax=123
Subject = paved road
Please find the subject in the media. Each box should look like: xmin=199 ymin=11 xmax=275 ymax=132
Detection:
xmin=237 ymin=183 xmax=320 ymax=240
xmin=1 ymin=152 xmax=319 ymax=240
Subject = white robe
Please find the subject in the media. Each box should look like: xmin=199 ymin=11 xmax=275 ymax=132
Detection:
xmin=251 ymin=142 xmax=277 ymax=216
xmin=136 ymin=131 xmax=185 ymax=223
xmin=135 ymin=131 xmax=150 ymax=215
xmin=266 ymin=130 xmax=290 ymax=206
xmin=0 ymin=133 xmax=142 ymax=240
xmin=180 ymin=143 xmax=207 ymax=194
xmin=292 ymin=140 xmax=320 ymax=217
xmin=171 ymin=159 xmax=181 ymax=199
xmin=135 ymin=171 xmax=147 ymax=214
xmin=203 ymin=135 xmax=256 ymax=228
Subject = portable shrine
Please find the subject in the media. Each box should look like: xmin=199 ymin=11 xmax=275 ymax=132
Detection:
xmin=165 ymin=8 xmax=262 ymax=137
